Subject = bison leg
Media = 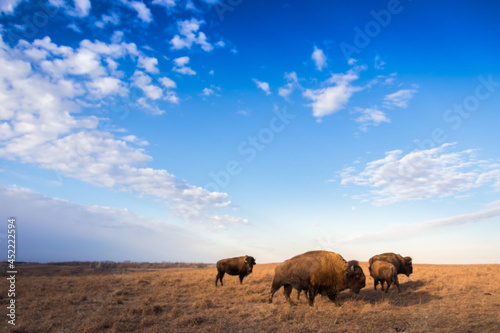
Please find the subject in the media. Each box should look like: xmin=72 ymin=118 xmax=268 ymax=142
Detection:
xmin=239 ymin=274 xmax=245 ymax=284
xmin=297 ymin=289 xmax=309 ymax=301
xmin=394 ymin=275 xmax=400 ymax=293
xmin=215 ymin=270 xmax=225 ymax=286
xmin=269 ymin=279 xmax=281 ymax=304
xmin=374 ymin=279 xmax=379 ymax=290
xmin=326 ymin=291 xmax=339 ymax=306
xmin=283 ymin=285 xmax=296 ymax=305
xmin=385 ymin=280 xmax=391 ymax=293
xmin=307 ymin=287 xmax=316 ymax=306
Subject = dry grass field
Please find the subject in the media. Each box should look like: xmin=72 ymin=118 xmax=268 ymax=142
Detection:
xmin=2 ymin=261 xmax=500 ymax=332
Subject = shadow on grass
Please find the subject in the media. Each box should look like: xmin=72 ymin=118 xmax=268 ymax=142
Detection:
xmin=337 ymin=280 xmax=438 ymax=307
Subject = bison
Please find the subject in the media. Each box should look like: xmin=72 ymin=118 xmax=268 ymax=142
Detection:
xmin=368 ymin=252 xmax=413 ymax=278
xmin=215 ymin=255 xmax=256 ymax=286
xmin=370 ymin=260 xmax=400 ymax=293
xmin=268 ymin=250 xmax=366 ymax=306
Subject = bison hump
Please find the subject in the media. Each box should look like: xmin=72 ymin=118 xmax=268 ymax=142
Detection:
xmin=278 ymin=251 xmax=348 ymax=291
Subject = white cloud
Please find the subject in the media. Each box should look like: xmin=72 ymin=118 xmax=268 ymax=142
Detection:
xmin=73 ymin=0 xmax=91 ymax=16
xmin=340 ymin=143 xmax=500 ymax=205
xmin=131 ymin=70 xmax=162 ymax=99
xmin=122 ymin=0 xmax=153 ymax=23
xmin=0 ymin=34 xmax=242 ymax=228
xmin=0 ymin=184 xmax=220 ymax=262
xmin=157 ymin=77 xmax=179 ymax=104
xmin=278 ymin=71 xmax=299 ymax=99
xmin=86 ymin=76 xmax=128 ymax=97
xmin=136 ymin=97 xmax=165 ymax=115
xmin=164 ymin=91 xmax=179 ymax=104
xmin=173 ymin=56 xmax=189 ymax=67
xmin=311 ymin=46 xmax=327 ymax=71
xmin=122 ymin=135 xmax=148 ymax=146
xmin=159 ymin=77 xmax=176 ymax=89
xmin=354 ymin=107 xmax=390 ymax=131
xmin=25 ymin=36 xmax=139 ymax=80
xmin=172 ymin=56 xmax=196 ymax=75
xmin=152 ymin=0 xmax=176 ymax=8
xmin=303 ymin=68 xmax=362 ymax=119
xmin=137 ymin=55 xmax=159 ymax=74
xmin=185 ymin=0 xmax=197 ymax=11
xmin=202 ymin=87 xmax=214 ymax=96
xmin=95 ymin=13 xmax=120 ymax=28
xmin=0 ymin=0 xmax=22 ymax=14
xmin=201 ymin=85 xmax=220 ymax=97
xmin=347 ymin=58 xmax=357 ymax=65
xmin=173 ymin=66 xmax=196 ymax=75
xmin=366 ymin=73 xmax=397 ymax=88
xmin=47 ymin=0 xmax=91 ymax=17
xmin=252 ymin=79 xmax=271 ymax=95
xmin=383 ymin=88 xmax=417 ymax=108
xmin=170 ymin=18 xmax=213 ymax=52
xmin=374 ymin=55 xmax=385 ymax=69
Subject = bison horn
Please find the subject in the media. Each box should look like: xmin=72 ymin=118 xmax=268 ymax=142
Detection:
xmin=351 ymin=265 xmax=355 ymax=271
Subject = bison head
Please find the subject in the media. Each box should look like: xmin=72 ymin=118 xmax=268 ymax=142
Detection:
xmin=403 ymin=256 xmax=413 ymax=277
xmin=345 ymin=261 xmax=366 ymax=293
xmin=244 ymin=255 xmax=256 ymax=273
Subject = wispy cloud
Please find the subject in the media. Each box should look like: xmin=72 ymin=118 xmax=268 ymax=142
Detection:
xmin=131 ymin=70 xmax=162 ymax=99
xmin=340 ymin=143 xmax=500 ymax=205
xmin=303 ymin=68 xmax=363 ymax=120
xmin=252 ymin=78 xmax=271 ymax=95
xmin=335 ymin=200 xmax=500 ymax=245
xmin=374 ymin=55 xmax=385 ymax=70
xmin=121 ymin=0 xmax=153 ymax=23
xmin=384 ymin=88 xmax=417 ymax=108
xmin=0 ymin=184 xmax=216 ymax=261
xmin=152 ymin=0 xmax=176 ymax=8
xmin=354 ymin=107 xmax=390 ymax=131
xmin=278 ymin=71 xmax=300 ymax=100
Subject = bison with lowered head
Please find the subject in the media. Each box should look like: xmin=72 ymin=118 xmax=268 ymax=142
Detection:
xmin=368 ymin=252 xmax=413 ymax=279
xmin=370 ymin=260 xmax=400 ymax=293
xmin=215 ymin=255 xmax=256 ymax=286
xmin=268 ymin=250 xmax=366 ymax=306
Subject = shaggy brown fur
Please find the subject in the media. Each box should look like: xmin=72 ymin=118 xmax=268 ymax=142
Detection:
xmin=371 ymin=260 xmax=400 ymax=293
xmin=215 ymin=255 xmax=256 ymax=286
xmin=369 ymin=252 xmax=413 ymax=278
xmin=268 ymin=250 xmax=366 ymax=306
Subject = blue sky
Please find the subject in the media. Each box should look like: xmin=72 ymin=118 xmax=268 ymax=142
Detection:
xmin=1 ymin=0 xmax=500 ymax=264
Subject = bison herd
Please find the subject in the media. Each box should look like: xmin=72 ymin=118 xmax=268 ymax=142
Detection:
xmin=215 ymin=251 xmax=413 ymax=306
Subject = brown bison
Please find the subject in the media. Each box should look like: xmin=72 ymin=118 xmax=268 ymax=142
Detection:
xmin=268 ymin=250 xmax=366 ymax=306
xmin=215 ymin=255 xmax=256 ymax=286
xmin=368 ymin=252 xmax=413 ymax=279
xmin=370 ymin=260 xmax=400 ymax=293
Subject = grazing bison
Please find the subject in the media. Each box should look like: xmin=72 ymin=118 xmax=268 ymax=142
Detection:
xmin=268 ymin=250 xmax=366 ymax=306
xmin=215 ymin=255 xmax=256 ymax=286
xmin=370 ymin=260 xmax=400 ymax=293
xmin=369 ymin=252 xmax=413 ymax=279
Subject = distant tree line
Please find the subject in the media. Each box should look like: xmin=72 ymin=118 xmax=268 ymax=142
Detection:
xmin=0 ymin=260 xmax=213 ymax=273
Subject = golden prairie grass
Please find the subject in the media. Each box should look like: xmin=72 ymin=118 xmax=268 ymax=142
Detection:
xmin=2 ymin=262 xmax=499 ymax=332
